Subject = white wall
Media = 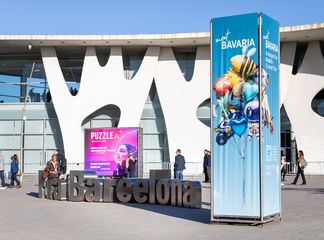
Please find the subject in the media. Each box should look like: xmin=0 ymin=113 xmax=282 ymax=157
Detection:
xmin=154 ymin=46 xmax=210 ymax=169
xmin=41 ymin=46 xmax=160 ymax=168
xmin=41 ymin=45 xmax=210 ymax=175
xmin=281 ymin=41 xmax=324 ymax=168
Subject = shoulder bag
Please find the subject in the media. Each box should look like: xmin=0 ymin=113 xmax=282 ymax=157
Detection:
xmin=300 ymin=159 xmax=308 ymax=169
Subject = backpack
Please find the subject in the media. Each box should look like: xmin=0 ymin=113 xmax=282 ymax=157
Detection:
xmin=42 ymin=168 xmax=49 ymax=179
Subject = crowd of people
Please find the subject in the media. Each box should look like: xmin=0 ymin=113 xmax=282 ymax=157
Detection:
xmin=281 ymin=149 xmax=307 ymax=185
xmin=174 ymin=148 xmax=307 ymax=185
xmin=42 ymin=150 xmax=67 ymax=183
xmin=0 ymin=86 xmax=80 ymax=103
xmin=0 ymin=149 xmax=66 ymax=190
xmin=27 ymin=88 xmax=52 ymax=103
xmin=24 ymin=86 xmax=79 ymax=103
xmin=173 ymin=148 xmax=211 ymax=182
xmin=69 ymin=87 xmax=78 ymax=96
xmin=0 ymin=147 xmax=309 ymax=187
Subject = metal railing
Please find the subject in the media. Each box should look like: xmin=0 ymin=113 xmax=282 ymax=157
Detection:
xmin=285 ymin=162 xmax=324 ymax=175
xmin=67 ymin=163 xmax=84 ymax=171
xmin=142 ymin=162 xmax=203 ymax=177
xmin=65 ymin=161 xmax=203 ymax=177
xmin=304 ymin=162 xmax=324 ymax=175
xmin=5 ymin=161 xmax=323 ymax=177
xmin=142 ymin=162 xmax=171 ymax=177
xmin=285 ymin=162 xmax=297 ymax=175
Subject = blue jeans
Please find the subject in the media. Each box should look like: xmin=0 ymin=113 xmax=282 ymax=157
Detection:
xmin=10 ymin=172 xmax=20 ymax=186
xmin=176 ymin=170 xmax=183 ymax=180
xmin=0 ymin=170 xmax=5 ymax=187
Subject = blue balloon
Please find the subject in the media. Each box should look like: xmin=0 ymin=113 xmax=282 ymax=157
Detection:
xmin=243 ymin=81 xmax=258 ymax=103
xmin=230 ymin=116 xmax=248 ymax=137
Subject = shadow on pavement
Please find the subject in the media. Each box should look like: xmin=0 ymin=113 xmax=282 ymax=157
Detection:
xmin=26 ymin=192 xmax=39 ymax=198
xmin=123 ymin=203 xmax=211 ymax=224
xmin=202 ymin=201 xmax=211 ymax=206
xmin=282 ymin=187 xmax=324 ymax=194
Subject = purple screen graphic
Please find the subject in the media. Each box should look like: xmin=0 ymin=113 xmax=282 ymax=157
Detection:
xmin=84 ymin=128 xmax=138 ymax=176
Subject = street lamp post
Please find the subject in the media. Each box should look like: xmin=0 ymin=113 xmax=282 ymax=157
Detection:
xmin=19 ymin=62 xmax=36 ymax=180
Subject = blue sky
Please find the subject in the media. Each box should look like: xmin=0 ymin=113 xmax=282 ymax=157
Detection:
xmin=0 ymin=0 xmax=323 ymax=35
xmin=1 ymin=0 xmax=323 ymax=102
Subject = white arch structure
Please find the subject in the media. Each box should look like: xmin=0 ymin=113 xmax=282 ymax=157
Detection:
xmin=280 ymin=41 xmax=324 ymax=173
xmin=41 ymin=45 xmax=210 ymax=174
xmin=38 ymin=27 xmax=324 ymax=175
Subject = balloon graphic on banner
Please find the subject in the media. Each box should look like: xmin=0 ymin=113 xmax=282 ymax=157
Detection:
xmin=211 ymin=13 xmax=280 ymax=221
xmin=212 ymin=46 xmax=275 ymax=206
xmin=214 ymin=76 xmax=233 ymax=97
xmin=230 ymin=114 xmax=248 ymax=137
xmin=243 ymin=81 xmax=258 ymax=103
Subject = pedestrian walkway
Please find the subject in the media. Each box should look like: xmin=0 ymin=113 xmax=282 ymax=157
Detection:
xmin=0 ymin=175 xmax=323 ymax=240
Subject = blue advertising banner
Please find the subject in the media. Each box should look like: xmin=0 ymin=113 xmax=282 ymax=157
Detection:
xmin=261 ymin=14 xmax=280 ymax=217
xmin=211 ymin=13 xmax=280 ymax=220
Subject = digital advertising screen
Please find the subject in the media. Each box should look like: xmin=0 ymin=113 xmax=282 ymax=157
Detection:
xmin=84 ymin=128 xmax=140 ymax=177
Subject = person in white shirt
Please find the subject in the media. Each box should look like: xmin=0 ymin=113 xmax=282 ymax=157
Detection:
xmin=0 ymin=151 xmax=7 ymax=189
xmin=281 ymin=151 xmax=287 ymax=181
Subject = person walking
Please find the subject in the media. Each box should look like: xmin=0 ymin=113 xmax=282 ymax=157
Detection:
xmin=281 ymin=151 xmax=287 ymax=181
xmin=0 ymin=151 xmax=6 ymax=189
xmin=203 ymin=149 xmax=209 ymax=183
xmin=292 ymin=150 xmax=307 ymax=185
xmin=9 ymin=154 xmax=21 ymax=188
xmin=174 ymin=149 xmax=186 ymax=180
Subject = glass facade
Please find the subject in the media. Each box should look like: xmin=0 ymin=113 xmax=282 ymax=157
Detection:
xmin=82 ymin=105 xmax=120 ymax=129
xmin=0 ymin=48 xmax=64 ymax=174
xmin=0 ymin=103 xmax=63 ymax=175
xmin=0 ymin=46 xmax=173 ymax=175
xmin=140 ymin=81 xmax=170 ymax=174
xmin=311 ymin=89 xmax=324 ymax=117
xmin=57 ymin=46 xmax=85 ymax=95
xmin=197 ymin=99 xmax=211 ymax=127
xmin=173 ymin=47 xmax=197 ymax=81
xmin=122 ymin=47 xmax=146 ymax=80
xmin=280 ymin=106 xmax=297 ymax=164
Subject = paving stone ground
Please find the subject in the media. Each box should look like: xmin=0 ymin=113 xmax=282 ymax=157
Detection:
xmin=0 ymin=175 xmax=323 ymax=240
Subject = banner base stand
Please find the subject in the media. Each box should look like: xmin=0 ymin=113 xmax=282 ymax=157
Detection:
xmin=210 ymin=213 xmax=281 ymax=226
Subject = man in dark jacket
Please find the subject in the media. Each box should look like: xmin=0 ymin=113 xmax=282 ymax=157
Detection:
xmin=203 ymin=149 xmax=209 ymax=183
xmin=207 ymin=151 xmax=211 ymax=183
xmin=174 ymin=149 xmax=186 ymax=180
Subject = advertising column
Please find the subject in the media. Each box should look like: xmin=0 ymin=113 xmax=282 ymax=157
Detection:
xmin=211 ymin=13 xmax=280 ymax=221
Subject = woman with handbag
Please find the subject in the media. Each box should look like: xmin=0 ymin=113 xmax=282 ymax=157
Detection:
xmin=45 ymin=154 xmax=60 ymax=180
xmin=9 ymin=154 xmax=21 ymax=188
xmin=292 ymin=150 xmax=307 ymax=185
xmin=45 ymin=154 xmax=60 ymax=199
